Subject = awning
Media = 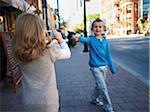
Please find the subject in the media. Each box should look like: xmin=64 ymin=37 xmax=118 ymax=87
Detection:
xmin=2 ymin=0 xmax=36 ymax=12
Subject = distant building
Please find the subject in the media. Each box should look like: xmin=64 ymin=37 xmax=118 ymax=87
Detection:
xmin=64 ymin=0 xmax=99 ymax=31
xmin=138 ymin=0 xmax=150 ymax=19
xmin=99 ymin=0 xmax=115 ymax=35
xmin=100 ymin=0 xmax=139 ymax=35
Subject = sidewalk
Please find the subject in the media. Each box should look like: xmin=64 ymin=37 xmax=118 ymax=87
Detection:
xmin=0 ymin=45 xmax=149 ymax=112
xmin=56 ymin=45 xmax=149 ymax=112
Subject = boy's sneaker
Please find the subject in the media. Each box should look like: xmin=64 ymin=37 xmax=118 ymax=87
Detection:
xmin=90 ymin=99 xmax=103 ymax=106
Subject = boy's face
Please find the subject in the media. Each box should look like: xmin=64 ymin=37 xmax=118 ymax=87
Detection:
xmin=92 ymin=21 xmax=104 ymax=36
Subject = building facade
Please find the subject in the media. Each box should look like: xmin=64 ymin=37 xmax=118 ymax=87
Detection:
xmin=138 ymin=0 xmax=150 ymax=19
xmin=100 ymin=0 xmax=139 ymax=35
xmin=0 ymin=0 xmax=53 ymax=83
xmin=0 ymin=0 xmax=40 ymax=32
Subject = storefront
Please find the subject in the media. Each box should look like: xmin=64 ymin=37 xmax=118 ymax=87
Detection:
xmin=0 ymin=0 xmax=37 ymax=32
xmin=0 ymin=0 xmax=36 ymax=88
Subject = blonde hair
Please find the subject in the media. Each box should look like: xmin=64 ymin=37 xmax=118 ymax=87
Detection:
xmin=13 ymin=13 xmax=48 ymax=64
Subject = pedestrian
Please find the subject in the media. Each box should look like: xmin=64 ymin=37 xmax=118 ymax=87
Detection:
xmin=75 ymin=19 xmax=116 ymax=112
xmin=12 ymin=13 xmax=71 ymax=112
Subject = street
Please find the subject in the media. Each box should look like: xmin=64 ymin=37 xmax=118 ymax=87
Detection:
xmin=109 ymin=37 xmax=149 ymax=85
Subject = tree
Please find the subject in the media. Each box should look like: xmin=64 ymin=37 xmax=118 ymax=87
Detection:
xmin=60 ymin=20 xmax=67 ymax=27
xmin=86 ymin=13 xmax=100 ymax=21
xmin=72 ymin=13 xmax=100 ymax=33
xmin=137 ymin=18 xmax=149 ymax=35
xmin=72 ymin=23 xmax=84 ymax=33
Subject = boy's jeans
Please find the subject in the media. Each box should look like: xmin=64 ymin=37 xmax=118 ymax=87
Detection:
xmin=90 ymin=66 xmax=113 ymax=112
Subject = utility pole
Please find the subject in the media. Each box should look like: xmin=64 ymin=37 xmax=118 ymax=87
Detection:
xmin=56 ymin=0 xmax=60 ymax=28
xmin=83 ymin=0 xmax=89 ymax=52
xmin=42 ymin=0 xmax=49 ymax=30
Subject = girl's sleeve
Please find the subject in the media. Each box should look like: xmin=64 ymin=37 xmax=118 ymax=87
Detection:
xmin=106 ymin=41 xmax=117 ymax=74
xmin=49 ymin=40 xmax=71 ymax=62
xmin=79 ymin=36 xmax=90 ymax=44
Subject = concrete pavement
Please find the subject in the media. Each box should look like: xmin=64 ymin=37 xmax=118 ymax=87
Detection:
xmin=56 ymin=45 xmax=149 ymax=112
xmin=0 ymin=44 xmax=149 ymax=112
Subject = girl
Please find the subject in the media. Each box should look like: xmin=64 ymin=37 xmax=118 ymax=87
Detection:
xmin=13 ymin=13 xmax=71 ymax=112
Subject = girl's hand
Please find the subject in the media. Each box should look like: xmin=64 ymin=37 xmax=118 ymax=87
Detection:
xmin=46 ymin=38 xmax=52 ymax=45
xmin=53 ymin=29 xmax=64 ymax=43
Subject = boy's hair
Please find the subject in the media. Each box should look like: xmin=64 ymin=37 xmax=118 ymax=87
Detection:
xmin=13 ymin=13 xmax=47 ymax=64
xmin=91 ymin=19 xmax=104 ymax=30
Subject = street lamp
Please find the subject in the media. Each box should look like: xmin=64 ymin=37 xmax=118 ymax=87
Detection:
xmin=83 ymin=0 xmax=89 ymax=52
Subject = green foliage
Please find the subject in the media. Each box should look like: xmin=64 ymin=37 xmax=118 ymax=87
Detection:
xmin=72 ymin=23 xmax=84 ymax=33
xmin=72 ymin=13 xmax=100 ymax=33
xmin=60 ymin=21 xmax=67 ymax=27
xmin=137 ymin=18 xmax=149 ymax=33
xmin=86 ymin=13 xmax=100 ymax=21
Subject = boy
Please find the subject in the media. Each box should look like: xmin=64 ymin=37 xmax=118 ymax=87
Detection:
xmin=75 ymin=19 xmax=116 ymax=112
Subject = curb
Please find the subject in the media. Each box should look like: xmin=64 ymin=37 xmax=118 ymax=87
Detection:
xmin=107 ymin=35 xmax=150 ymax=40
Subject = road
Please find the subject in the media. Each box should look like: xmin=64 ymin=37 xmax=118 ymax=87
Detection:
xmin=109 ymin=37 xmax=149 ymax=85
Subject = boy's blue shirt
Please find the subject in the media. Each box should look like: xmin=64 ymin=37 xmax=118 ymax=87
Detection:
xmin=79 ymin=36 xmax=116 ymax=74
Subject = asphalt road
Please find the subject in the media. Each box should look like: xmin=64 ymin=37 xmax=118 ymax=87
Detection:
xmin=109 ymin=37 xmax=149 ymax=85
